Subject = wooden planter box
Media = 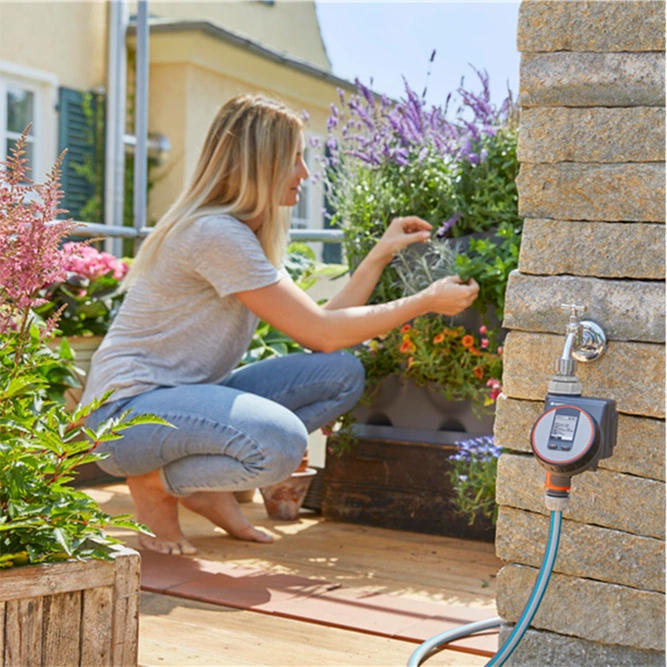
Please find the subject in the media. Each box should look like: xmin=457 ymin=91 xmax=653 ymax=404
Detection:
xmin=322 ymin=427 xmax=495 ymax=542
xmin=0 ymin=546 xmax=140 ymax=666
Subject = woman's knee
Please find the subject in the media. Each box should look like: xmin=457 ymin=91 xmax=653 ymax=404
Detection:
xmin=244 ymin=408 xmax=309 ymax=480
xmin=331 ymin=350 xmax=365 ymax=402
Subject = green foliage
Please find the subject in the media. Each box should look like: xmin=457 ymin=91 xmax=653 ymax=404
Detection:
xmin=454 ymin=221 xmax=522 ymax=321
xmin=0 ymin=321 xmax=169 ymax=569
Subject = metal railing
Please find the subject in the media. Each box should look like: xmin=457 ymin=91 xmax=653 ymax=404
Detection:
xmin=70 ymin=220 xmax=344 ymax=244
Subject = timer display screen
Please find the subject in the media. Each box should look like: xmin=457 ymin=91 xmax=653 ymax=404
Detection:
xmin=550 ymin=414 xmax=578 ymax=442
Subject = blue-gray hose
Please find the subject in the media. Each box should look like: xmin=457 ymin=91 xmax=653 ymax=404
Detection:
xmin=407 ymin=511 xmax=563 ymax=667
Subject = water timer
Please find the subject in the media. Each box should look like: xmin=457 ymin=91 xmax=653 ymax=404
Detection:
xmin=531 ymin=395 xmax=617 ymax=477
xmin=530 ymin=305 xmax=618 ymax=505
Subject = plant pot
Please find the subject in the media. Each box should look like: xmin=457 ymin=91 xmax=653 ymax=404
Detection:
xmin=260 ymin=468 xmax=317 ymax=521
xmin=354 ymin=376 xmax=495 ymax=436
xmin=0 ymin=545 xmax=140 ymax=666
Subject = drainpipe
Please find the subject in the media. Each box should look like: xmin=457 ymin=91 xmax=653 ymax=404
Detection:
xmin=104 ymin=0 xmax=129 ymax=256
xmin=133 ymin=0 xmax=149 ymax=253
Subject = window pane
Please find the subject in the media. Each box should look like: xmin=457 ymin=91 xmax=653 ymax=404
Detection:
xmin=7 ymin=87 xmax=35 ymax=134
xmin=7 ymin=137 xmax=35 ymax=175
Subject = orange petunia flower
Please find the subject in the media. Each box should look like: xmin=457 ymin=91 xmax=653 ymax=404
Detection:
xmin=400 ymin=340 xmax=413 ymax=354
xmin=469 ymin=347 xmax=482 ymax=356
xmin=401 ymin=324 xmax=412 ymax=333
xmin=474 ymin=367 xmax=484 ymax=380
xmin=462 ymin=335 xmax=475 ymax=348
xmin=432 ymin=333 xmax=445 ymax=345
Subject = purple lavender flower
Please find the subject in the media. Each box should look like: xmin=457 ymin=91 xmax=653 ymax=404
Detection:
xmin=436 ymin=213 xmax=462 ymax=237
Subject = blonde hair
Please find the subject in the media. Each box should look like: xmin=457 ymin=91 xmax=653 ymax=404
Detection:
xmin=125 ymin=94 xmax=303 ymax=288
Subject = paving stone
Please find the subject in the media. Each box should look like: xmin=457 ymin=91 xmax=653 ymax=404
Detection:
xmin=520 ymin=52 xmax=665 ymax=107
xmin=503 ymin=273 xmax=665 ymax=342
xmin=518 ymin=0 xmax=666 ymax=53
xmin=517 ymin=163 xmax=665 ymax=222
xmin=501 ymin=332 xmax=665 ymax=418
xmin=496 ymin=453 xmax=665 ymax=539
xmin=494 ymin=396 xmax=666 ymax=482
xmin=518 ymin=107 xmax=665 ymax=163
xmin=495 ymin=507 xmax=665 ymax=592
xmin=496 ymin=565 xmax=665 ymax=651
xmin=517 ymin=220 xmax=666 ymax=280
xmin=497 ymin=626 xmax=666 ymax=667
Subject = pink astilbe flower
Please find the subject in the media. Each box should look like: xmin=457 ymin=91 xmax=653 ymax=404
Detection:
xmin=0 ymin=127 xmax=83 ymax=340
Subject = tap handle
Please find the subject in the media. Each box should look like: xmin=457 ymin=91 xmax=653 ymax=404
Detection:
xmin=560 ymin=304 xmax=587 ymax=321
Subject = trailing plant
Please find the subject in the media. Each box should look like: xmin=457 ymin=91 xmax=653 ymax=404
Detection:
xmin=447 ymin=435 xmax=501 ymax=525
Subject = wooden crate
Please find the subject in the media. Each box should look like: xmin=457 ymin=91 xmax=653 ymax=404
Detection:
xmin=0 ymin=547 xmax=140 ymax=666
xmin=322 ymin=431 xmax=495 ymax=542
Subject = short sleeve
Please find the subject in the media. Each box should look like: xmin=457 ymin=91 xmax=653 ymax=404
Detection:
xmin=190 ymin=215 xmax=280 ymax=297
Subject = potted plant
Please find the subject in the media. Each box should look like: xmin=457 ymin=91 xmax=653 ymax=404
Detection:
xmin=318 ymin=67 xmax=519 ymax=536
xmin=0 ymin=131 xmax=165 ymax=665
xmin=34 ymin=243 xmax=129 ymax=410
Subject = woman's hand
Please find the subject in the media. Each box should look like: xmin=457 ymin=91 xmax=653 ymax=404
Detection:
xmin=423 ymin=275 xmax=480 ymax=316
xmin=371 ymin=216 xmax=433 ymax=265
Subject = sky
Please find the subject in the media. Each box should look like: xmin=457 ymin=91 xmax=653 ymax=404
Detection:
xmin=314 ymin=1 xmax=521 ymax=111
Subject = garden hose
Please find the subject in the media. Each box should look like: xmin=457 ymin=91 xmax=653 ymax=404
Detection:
xmin=407 ymin=510 xmax=563 ymax=667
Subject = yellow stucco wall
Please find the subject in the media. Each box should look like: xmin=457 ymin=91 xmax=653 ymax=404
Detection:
xmin=144 ymin=29 xmax=341 ymax=226
xmin=0 ymin=0 xmax=107 ymax=91
xmin=128 ymin=0 xmax=331 ymax=71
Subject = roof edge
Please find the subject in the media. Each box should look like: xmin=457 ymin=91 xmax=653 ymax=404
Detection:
xmin=127 ymin=18 xmax=358 ymax=93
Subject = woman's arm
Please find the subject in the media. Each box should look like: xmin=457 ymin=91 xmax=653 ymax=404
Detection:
xmin=322 ymin=216 xmax=433 ymax=310
xmin=236 ymin=273 xmax=479 ymax=354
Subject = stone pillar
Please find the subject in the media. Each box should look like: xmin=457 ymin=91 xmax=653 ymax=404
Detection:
xmin=494 ymin=2 xmax=666 ymax=665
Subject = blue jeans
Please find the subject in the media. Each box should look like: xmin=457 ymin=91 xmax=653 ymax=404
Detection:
xmin=85 ymin=351 xmax=364 ymax=496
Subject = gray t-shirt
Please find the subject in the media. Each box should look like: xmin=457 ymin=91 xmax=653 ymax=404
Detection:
xmin=82 ymin=214 xmax=281 ymax=404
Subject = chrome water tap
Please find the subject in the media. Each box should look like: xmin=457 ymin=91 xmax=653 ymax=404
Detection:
xmin=548 ymin=304 xmax=607 ymax=396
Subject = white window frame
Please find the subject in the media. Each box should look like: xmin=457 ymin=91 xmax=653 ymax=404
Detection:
xmin=0 ymin=61 xmax=58 ymax=183
xmin=290 ymin=135 xmax=324 ymax=232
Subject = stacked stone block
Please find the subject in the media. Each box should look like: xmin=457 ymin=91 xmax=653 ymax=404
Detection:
xmin=495 ymin=1 xmax=666 ymax=665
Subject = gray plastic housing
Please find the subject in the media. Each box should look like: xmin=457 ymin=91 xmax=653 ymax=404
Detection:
xmin=544 ymin=394 xmax=618 ymax=471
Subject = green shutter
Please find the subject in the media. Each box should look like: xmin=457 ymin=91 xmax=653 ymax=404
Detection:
xmin=57 ymin=87 xmax=99 ymax=221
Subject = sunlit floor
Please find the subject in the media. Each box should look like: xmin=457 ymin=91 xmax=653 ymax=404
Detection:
xmin=86 ymin=482 xmax=502 ymax=666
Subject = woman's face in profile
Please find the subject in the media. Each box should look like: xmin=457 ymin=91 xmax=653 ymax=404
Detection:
xmin=280 ymin=134 xmax=310 ymax=207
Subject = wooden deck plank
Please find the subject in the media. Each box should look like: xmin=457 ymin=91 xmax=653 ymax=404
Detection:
xmin=139 ymin=592 xmax=488 ymax=667
xmin=87 ymin=484 xmax=500 ymax=607
xmin=85 ymin=483 xmax=501 ymax=665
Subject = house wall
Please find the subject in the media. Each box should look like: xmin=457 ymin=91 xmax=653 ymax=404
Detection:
xmin=494 ymin=1 xmax=665 ymax=664
xmin=127 ymin=0 xmax=331 ymax=71
xmin=0 ymin=1 xmax=107 ymax=92
xmin=141 ymin=29 xmax=342 ymax=231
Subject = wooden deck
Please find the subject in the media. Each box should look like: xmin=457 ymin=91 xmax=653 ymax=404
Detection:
xmin=86 ymin=482 xmax=502 ymax=666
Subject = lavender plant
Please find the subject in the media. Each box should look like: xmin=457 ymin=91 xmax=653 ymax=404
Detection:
xmin=0 ymin=130 xmax=166 ymax=568
xmin=322 ymin=65 xmax=521 ymax=308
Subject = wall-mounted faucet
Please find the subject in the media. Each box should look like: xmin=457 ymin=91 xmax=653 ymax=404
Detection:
xmin=549 ymin=304 xmax=608 ymax=396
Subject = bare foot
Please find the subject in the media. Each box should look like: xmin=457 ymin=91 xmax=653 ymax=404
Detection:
xmin=126 ymin=470 xmax=198 ymax=555
xmin=180 ymin=491 xmax=274 ymax=544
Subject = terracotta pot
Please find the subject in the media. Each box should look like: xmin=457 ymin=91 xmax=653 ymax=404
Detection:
xmin=260 ymin=468 xmax=317 ymax=521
